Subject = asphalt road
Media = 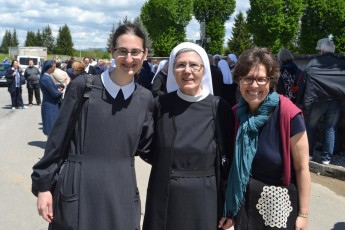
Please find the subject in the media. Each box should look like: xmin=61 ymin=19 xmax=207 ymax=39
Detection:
xmin=0 ymin=86 xmax=344 ymax=230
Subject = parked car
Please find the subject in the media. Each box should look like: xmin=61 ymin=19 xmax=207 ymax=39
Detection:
xmin=0 ymin=63 xmax=11 ymax=86
xmin=17 ymin=56 xmax=44 ymax=72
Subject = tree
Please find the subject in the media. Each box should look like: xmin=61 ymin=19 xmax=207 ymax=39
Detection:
xmin=107 ymin=23 xmax=117 ymax=52
xmin=25 ymin=31 xmax=37 ymax=46
xmin=300 ymin=0 xmax=345 ymax=53
xmin=247 ymin=0 xmax=304 ymax=53
xmin=42 ymin=25 xmax=55 ymax=54
xmin=225 ymin=11 xmax=252 ymax=56
xmin=55 ymin=24 xmax=74 ymax=55
xmin=0 ymin=30 xmax=12 ymax=53
xmin=193 ymin=0 xmax=236 ymax=54
xmin=36 ymin=29 xmax=43 ymax=46
xmin=11 ymin=29 xmax=19 ymax=47
xmin=0 ymin=29 xmax=19 ymax=53
xmin=141 ymin=0 xmax=193 ymax=56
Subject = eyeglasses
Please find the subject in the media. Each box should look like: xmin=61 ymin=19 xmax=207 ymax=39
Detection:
xmin=113 ymin=48 xmax=144 ymax=57
xmin=240 ymin=76 xmax=271 ymax=85
xmin=175 ymin=63 xmax=204 ymax=72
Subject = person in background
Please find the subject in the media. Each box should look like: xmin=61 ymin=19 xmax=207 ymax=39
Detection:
xmin=150 ymin=59 xmax=168 ymax=97
xmin=83 ymin=57 xmax=98 ymax=75
xmin=218 ymin=58 xmax=236 ymax=107
xmin=220 ymin=47 xmax=310 ymax=230
xmin=142 ymin=42 xmax=234 ymax=230
xmin=6 ymin=60 xmax=27 ymax=109
xmin=24 ymin=59 xmax=41 ymax=106
xmin=276 ymin=48 xmax=302 ymax=103
xmin=51 ymin=58 xmax=70 ymax=98
xmin=137 ymin=59 xmax=154 ymax=90
xmin=151 ymin=58 xmax=158 ymax=74
xmin=315 ymin=37 xmax=329 ymax=54
xmin=32 ymin=23 xmax=154 ymax=230
xmin=70 ymin=61 xmax=86 ymax=80
xmin=213 ymin=54 xmax=222 ymax=67
xmin=97 ymin=59 xmax=108 ymax=74
xmin=227 ymin=53 xmax=239 ymax=105
xmin=303 ymin=40 xmax=344 ymax=165
xmin=2 ymin=57 xmax=10 ymax=64
xmin=39 ymin=60 xmax=63 ymax=136
xmin=208 ymin=53 xmax=224 ymax=97
xmin=226 ymin=53 xmax=238 ymax=70
xmin=66 ymin=57 xmax=76 ymax=79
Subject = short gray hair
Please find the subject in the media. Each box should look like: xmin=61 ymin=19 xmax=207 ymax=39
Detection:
xmin=277 ymin=48 xmax=294 ymax=64
xmin=320 ymin=40 xmax=335 ymax=53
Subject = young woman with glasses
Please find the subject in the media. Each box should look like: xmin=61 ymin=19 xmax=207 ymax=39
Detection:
xmin=32 ymin=23 xmax=154 ymax=230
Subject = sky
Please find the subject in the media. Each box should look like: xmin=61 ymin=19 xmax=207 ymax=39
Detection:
xmin=0 ymin=0 xmax=250 ymax=50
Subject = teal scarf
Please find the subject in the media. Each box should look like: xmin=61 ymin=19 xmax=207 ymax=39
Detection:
xmin=224 ymin=91 xmax=279 ymax=217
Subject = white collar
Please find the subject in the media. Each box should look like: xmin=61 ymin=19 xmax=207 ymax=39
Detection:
xmin=101 ymin=66 xmax=135 ymax=100
xmin=177 ymin=88 xmax=210 ymax=102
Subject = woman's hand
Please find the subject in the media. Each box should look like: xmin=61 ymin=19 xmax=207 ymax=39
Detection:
xmin=37 ymin=191 xmax=54 ymax=223
xmin=296 ymin=215 xmax=308 ymax=230
xmin=218 ymin=217 xmax=235 ymax=229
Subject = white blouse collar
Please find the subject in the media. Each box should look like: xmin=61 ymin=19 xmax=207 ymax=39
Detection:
xmin=177 ymin=88 xmax=210 ymax=102
xmin=101 ymin=66 xmax=135 ymax=100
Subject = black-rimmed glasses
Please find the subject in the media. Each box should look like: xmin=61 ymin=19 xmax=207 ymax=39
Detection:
xmin=240 ymin=76 xmax=271 ymax=85
xmin=113 ymin=48 xmax=144 ymax=57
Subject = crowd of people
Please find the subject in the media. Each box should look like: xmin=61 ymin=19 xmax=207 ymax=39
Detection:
xmin=2 ymin=22 xmax=337 ymax=230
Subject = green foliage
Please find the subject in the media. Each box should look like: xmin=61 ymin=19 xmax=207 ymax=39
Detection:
xmin=193 ymin=0 xmax=236 ymax=54
xmin=0 ymin=29 xmax=19 ymax=53
xmin=152 ymin=28 xmax=179 ymax=56
xmin=24 ymin=31 xmax=37 ymax=46
xmin=55 ymin=24 xmax=74 ymax=56
xmin=226 ymin=11 xmax=252 ymax=56
xmin=107 ymin=24 xmax=117 ymax=52
xmin=42 ymin=25 xmax=55 ymax=54
xmin=23 ymin=26 xmax=55 ymax=53
xmin=12 ymin=29 xmax=19 ymax=47
xmin=300 ymin=0 xmax=345 ymax=53
xmin=204 ymin=19 xmax=226 ymax=54
xmin=247 ymin=0 xmax=304 ymax=53
xmin=141 ymin=0 xmax=193 ymax=56
xmin=36 ymin=29 xmax=43 ymax=46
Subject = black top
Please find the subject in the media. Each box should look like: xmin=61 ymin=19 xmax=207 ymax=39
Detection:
xmin=252 ymin=104 xmax=306 ymax=185
xmin=151 ymin=71 xmax=167 ymax=97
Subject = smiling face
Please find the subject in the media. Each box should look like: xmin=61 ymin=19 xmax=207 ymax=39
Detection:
xmin=173 ymin=51 xmax=204 ymax=96
xmin=111 ymin=33 xmax=147 ymax=83
xmin=239 ymin=64 xmax=270 ymax=112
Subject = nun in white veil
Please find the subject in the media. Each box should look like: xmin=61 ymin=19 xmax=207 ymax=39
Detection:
xmin=143 ymin=42 xmax=234 ymax=230
xmin=151 ymin=59 xmax=169 ymax=97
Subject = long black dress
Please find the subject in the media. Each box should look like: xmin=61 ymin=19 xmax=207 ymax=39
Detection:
xmin=142 ymin=92 xmax=234 ymax=230
xmin=31 ymin=74 xmax=154 ymax=230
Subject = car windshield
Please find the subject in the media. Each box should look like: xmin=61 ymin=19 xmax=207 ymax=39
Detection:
xmin=19 ymin=58 xmax=38 ymax=65
xmin=0 ymin=63 xmax=11 ymax=71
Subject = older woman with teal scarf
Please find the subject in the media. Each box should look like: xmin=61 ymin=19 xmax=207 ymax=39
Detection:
xmin=219 ymin=47 xmax=310 ymax=230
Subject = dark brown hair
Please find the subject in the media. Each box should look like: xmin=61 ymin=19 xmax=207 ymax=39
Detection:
xmin=233 ymin=47 xmax=280 ymax=90
xmin=111 ymin=23 xmax=147 ymax=50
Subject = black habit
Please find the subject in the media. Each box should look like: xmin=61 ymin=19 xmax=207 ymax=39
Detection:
xmin=142 ymin=92 xmax=234 ymax=230
xmin=31 ymin=75 xmax=154 ymax=230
